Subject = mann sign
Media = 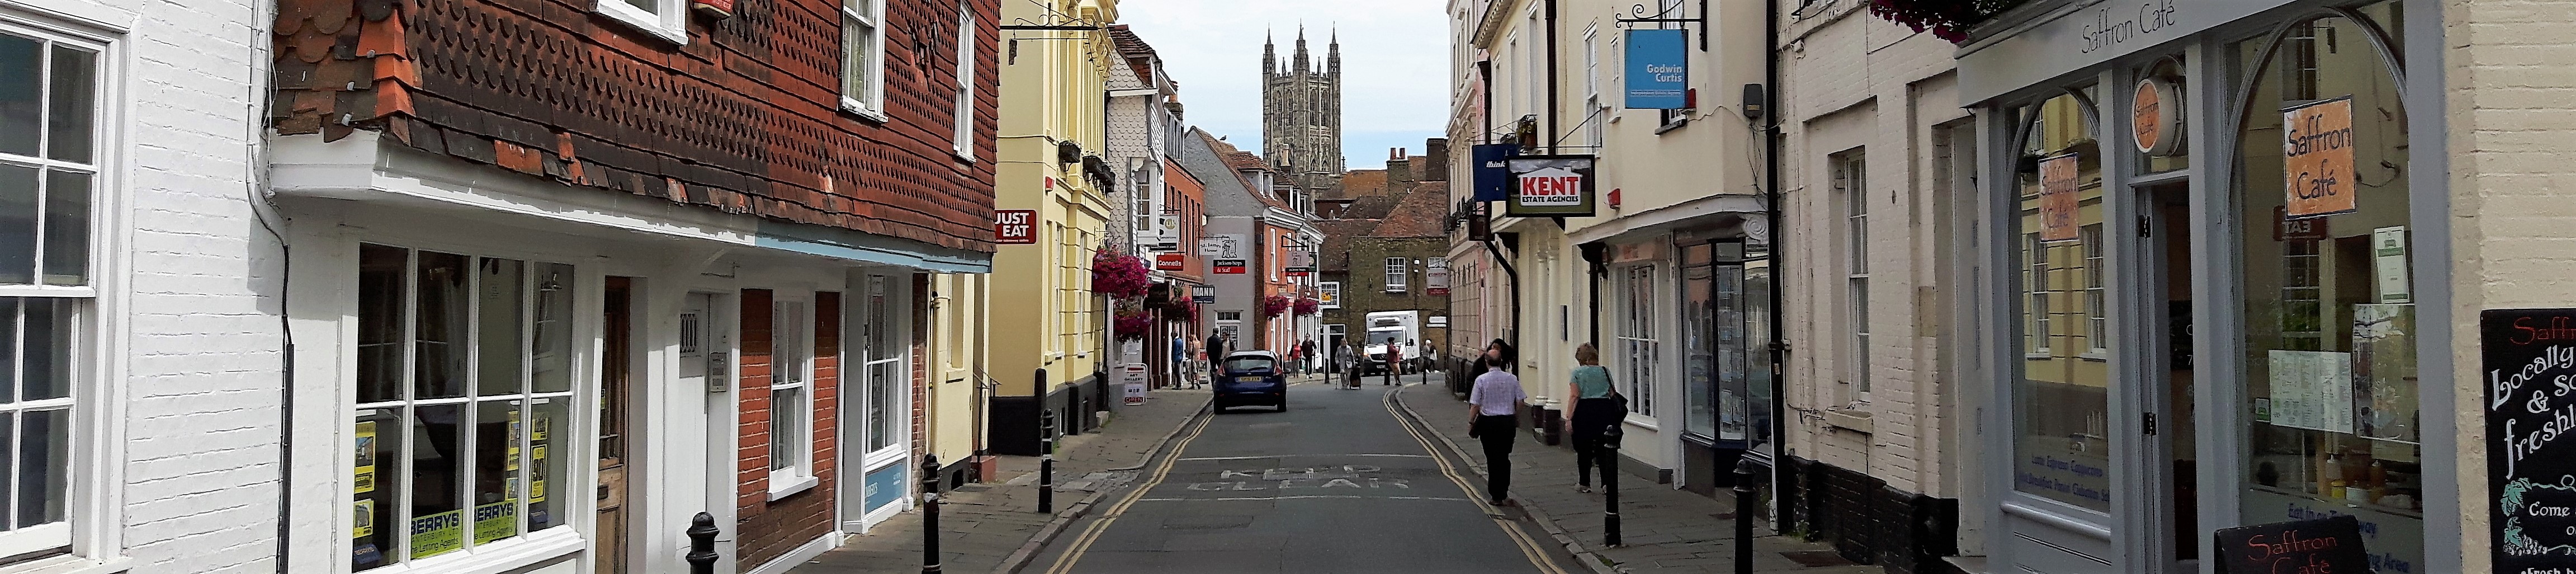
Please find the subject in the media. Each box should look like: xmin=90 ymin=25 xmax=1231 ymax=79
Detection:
xmin=1504 ymin=155 xmax=1596 ymax=217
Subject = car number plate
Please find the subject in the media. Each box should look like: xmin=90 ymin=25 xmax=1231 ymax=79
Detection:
xmin=1236 ymin=376 xmax=1265 ymax=383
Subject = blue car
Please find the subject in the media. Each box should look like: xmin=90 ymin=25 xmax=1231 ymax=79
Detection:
xmin=1213 ymin=350 xmax=1288 ymax=412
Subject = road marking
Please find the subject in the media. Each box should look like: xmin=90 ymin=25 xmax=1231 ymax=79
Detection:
xmin=1176 ymin=453 xmax=1430 ymax=461
xmin=1381 ymin=388 xmax=1572 ymax=574
xmin=1042 ymin=411 xmax=1213 ymax=574
xmin=1135 ymin=495 xmax=1471 ymax=502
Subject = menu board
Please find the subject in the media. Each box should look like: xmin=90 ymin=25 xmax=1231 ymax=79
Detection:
xmin=2213 ymin=516 xmax=2370 ymax=574
xmin=2268 ymin=350 xmax=2355 ymax=433
xmin=2485 ymin=308 xmax=2576 ymax=570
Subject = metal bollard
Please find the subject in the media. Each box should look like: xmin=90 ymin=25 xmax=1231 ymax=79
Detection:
xmin=1603 ymin=424 xmax=1623 ymax=547
xmin=922 ymin=455 xmax=944 ymax=573
xmin=684 ymin=512 xmax=719 ymax=574
xmin=1734 ymin=459 xmax=1757 ymax=574
xmin=1038 ymin=409 xmax=1057 ymax=514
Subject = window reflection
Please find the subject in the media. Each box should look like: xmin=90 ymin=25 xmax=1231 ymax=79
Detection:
xmin=2012 ymin=93 xmax=2114 ymax=512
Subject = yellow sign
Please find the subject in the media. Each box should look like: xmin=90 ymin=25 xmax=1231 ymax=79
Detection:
xmin=409 ymin=509 xmax=463 ymax=559
xmin=530 ymin=445 xmax=549 ymax=502
xmin=354 ymin=422 xmax=377 ymax=494
xmin=507 ymin=411 xmax=521 ymax=472
xmin=472 ymin=500 xmax=517 ymax=545
xmin=353 ymin=500 xmax=375 ymax=538
xmin=2283 ymin=96 xmax=2358 ymax=219
xmin=2038 ymin=153 xmax=2081 ymax=242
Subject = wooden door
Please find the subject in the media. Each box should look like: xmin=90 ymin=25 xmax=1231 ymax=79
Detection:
xmin=595 ymin=277 xmax=635 ymax=573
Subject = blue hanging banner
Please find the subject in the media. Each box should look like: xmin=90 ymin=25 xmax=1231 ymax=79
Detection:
xmin=1471 ymin=143 xmax=1518 ymax=203
xmin=1625 ymin=29 xmax=1689 ymax=110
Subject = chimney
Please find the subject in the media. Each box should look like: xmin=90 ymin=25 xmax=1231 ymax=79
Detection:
xmin=1424 ymin=138 xmax=1450 ymax=181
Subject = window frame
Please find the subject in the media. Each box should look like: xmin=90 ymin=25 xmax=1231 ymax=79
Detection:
xmin=949 ymin=2 xmax=975 ymax=159
xmin=1835 ymin=152 xmax=1871 ymax=396
xmin=0 ymin=13 xmax=117 ymax=567
xmin=1383 ymin=257 xmax=1407 ymax=291
xmin=594 ymin=0 xmax=686 ymax=45
xmin=2080 ymin=223 xmax=2108 ymax=356
xmin=839 ymin=0 xmax=887 ymax=120
xmin=766 ymin=297 xmax=817 ymax=499
xmin=1617 ymin=264 xmax=1659 ymax=418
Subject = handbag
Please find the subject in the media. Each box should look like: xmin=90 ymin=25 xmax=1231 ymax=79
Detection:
xmin=1602 ymin=370 xmax=1632 ymax=415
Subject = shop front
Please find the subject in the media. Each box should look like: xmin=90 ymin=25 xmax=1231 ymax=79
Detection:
xmin=1573 ymin=208 xmax=1772 ymax=496
xmin=1957 ymin=0 xmax=2447 ymax=571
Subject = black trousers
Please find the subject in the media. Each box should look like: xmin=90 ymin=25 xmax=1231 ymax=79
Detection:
xmin=1474 ymin=414 xmax=1517 ymax=502
xmin=1569 ymin=398 xmax=1622 ymax=487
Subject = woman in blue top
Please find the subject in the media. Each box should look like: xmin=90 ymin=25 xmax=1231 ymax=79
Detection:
xmin=1564 ymin=342 xmax=1619 ymax=493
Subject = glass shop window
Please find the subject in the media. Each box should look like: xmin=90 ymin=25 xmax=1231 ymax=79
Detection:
xmin=2011 ymin=91 xmax=2114 ymax=513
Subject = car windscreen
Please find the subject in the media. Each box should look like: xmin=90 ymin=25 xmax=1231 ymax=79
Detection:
xmin=1223 ymin=357 xmax=1274 ymax=373
xmin=1364 ymin=331 xmax=1401 ymax=346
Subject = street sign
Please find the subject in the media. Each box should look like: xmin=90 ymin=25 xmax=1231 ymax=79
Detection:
xmin=1285 ymin=248 xmax=1313 ymax=276
xmin=1625 ymin=29 xmax=1689 ymax=110
xmin=994 ymin=210 xmax=1037 ymax=244
xmin=1155 ymin=253 xmax=1184 ymax=271
xmin=1213 ymin=258 xmax=1247 ymax=274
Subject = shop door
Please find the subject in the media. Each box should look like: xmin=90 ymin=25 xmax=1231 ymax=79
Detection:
xmin=2139 ymin=185 xmax=2200 ymax=571
xmin=842 ymin=274 xmax=912 ymax=532
xmin=677 ymin=291 xmax=729 ymax=563
xmin=595 ymin=278 xmax=635 ymax=573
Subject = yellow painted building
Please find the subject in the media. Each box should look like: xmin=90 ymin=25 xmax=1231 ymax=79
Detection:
xmin=989 ymin=0 xmax=1119 ymax=455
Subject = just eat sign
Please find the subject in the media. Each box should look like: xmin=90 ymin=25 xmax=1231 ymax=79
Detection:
xmin=994 ymin=210 xmax=1037 ymax=244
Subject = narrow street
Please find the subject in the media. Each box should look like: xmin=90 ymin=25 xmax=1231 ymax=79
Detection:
xmin=1025 ymin=374 xmax=1580 ymax=574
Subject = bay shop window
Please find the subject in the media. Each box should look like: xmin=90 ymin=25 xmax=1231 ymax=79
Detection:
xmin=353 ymin=244 xmax=578 ymax=570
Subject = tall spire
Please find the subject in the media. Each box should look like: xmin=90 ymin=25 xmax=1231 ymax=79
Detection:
xmin=1326 ymin=25 xmax=1340 ymax=78
xmin=1293 ymin=24 xmax=1310 ymax=74
xmin=1263 ymin=30 xmax=1276 ymax=77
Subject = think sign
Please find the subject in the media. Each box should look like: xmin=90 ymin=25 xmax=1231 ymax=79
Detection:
xmin=1624 ymin=29 xmax=1689 ymax=110
xmin=1504 ymin=156 xmax=1597 ymax=217
xmin=995 ymin=210 xmax=1037 ymax=244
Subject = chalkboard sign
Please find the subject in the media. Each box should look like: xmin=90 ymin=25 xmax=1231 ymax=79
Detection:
xmin=2213 ymin=515 xmax=2370 ymax=574
xmin=2486 ymin=308 xmax=2576 ymax=571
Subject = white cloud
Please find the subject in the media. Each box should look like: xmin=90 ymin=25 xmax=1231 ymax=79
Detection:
xmin=1112 ymin=0 xmax=1450 ymax=171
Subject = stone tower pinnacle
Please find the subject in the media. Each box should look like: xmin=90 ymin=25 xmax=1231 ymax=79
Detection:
xmin=1260 ymin=22 xmax=1345 ymax=194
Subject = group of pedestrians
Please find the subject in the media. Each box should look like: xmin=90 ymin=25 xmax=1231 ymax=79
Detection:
xmin=1462 ymin=340 xmax=1626 ymax=507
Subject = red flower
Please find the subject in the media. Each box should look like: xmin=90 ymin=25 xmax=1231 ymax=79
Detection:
xmin=1293 ymin=297 xmax=1321 ymax=316
xmin=1260 ymin=294 xmax=1293 ymax=318
xmin=1114 ymin=307 xmax=1151 ymax=341
xmin=1091 ymin=248 xmax=1151 ymax=300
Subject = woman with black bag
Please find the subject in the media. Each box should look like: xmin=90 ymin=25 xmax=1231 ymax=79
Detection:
xmin=1563 ymin=342 xmax=1624 ymax=493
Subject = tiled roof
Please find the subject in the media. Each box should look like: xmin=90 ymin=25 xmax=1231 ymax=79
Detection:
xmin=1371 ymin=181 xmax=1451 ymax=238
xmin=1107 ymin=25 xmax=1157 ymax=84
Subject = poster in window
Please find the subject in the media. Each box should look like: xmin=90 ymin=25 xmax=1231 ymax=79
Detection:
xmin=410 ymin=509 xmax=464 ymax=559
xmin=2483 ymin=309 xmax=2576 ymax=570
xmin=353 ymin=500 xmax=375 ymax=539
xmin=2283 ymin=96 xmax=2358 ymax=219
xmin=2266 ymin=350 xmax=2354 ymax=434
xmin=2374 ymin=227 xmax=2412 ymax=304
xmin=531 ymin=445 xmax=549 ymax=503
xmin=354 ymin=421 xmax=377 ymax=494
xmin=2352 ymin=304 xmax=2418 ymax=444
xmin=507 ymin=410 xmax=522 ymax=472
xmin=472 ymin=500 xmax=517 ymax=544
xmin=2038 ymin=153 xmax=2081 ymax=242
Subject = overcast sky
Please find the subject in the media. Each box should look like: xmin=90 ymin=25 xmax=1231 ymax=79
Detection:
xmin=1112 ymin=0 xmax=1450 ymax=172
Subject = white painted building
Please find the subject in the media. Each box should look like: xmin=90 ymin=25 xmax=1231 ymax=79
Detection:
xmin=0 ymin=1 xmax=285 ymax=573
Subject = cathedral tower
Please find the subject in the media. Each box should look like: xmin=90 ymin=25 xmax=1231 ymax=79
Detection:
xmin=1262 ymin=26 xmax=1344 ymax=193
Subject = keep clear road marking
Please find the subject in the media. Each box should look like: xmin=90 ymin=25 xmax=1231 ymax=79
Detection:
xmin=1041 ymin=411 xmax=1213 ymax=574
xmin=1381 ymin=387 xmax=1572 ymax=574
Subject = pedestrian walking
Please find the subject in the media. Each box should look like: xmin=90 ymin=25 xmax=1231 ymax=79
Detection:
xmin=1563 ymin=343 xmax=1625 ymax=493
xmin=1384 ymin=344 xmax=1403 ymax=385
xmin=1300 ymin=338 xmax=1317 ymax=375
xmin=1203 ymin=332 xmax=1227 ymax=388
xmin=1337 ymin=342 xmax=1360 ymax=389
xmin=1466 ymin=339 xmax=1523 ymax=506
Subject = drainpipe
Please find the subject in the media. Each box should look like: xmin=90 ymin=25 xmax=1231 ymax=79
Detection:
xmin=1761 ymin=0 xmax=1790 ymax=531
xmin=1544 ymin=0 xmax=1560 ymax=155
xmin=1474 ymin=55 xmax=1523 ymax=364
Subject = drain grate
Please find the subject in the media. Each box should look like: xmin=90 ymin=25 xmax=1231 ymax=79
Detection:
xmin=1778 ymin=551 xmax=1857 ymax=567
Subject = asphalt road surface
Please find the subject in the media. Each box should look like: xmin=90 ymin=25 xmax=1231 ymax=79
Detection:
xmin=1027 ymin=375 xmax=1578 ymax=574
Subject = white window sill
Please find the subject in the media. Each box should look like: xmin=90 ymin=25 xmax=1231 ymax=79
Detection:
xmin=0 ymin=556 xmax=131 ymax=574
xmin=1622 ymin=413 xmax=1659 ymax=430
xmin=2078 ymin=349 xmax=2110 ymax=361
xmin=840 ymin=98 xmax=890 ymax=122
xmin=594 ymin=5 xmax=687 ymax=45
xmin=375 ymin=528 xmax=584 ymax=574
xmin=769 ymin=473 xmax=820 ymax=500
xmin=2025 ymin=350 xmax=2054 ymax=360
xmin=952 ymin=148 xmax=976 ymax=163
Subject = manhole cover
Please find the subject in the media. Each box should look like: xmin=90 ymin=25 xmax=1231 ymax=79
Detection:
xmin=1778 ymin=551 xmax=1857 ymax=567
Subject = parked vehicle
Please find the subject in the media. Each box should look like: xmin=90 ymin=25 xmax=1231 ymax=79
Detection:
xmin=1361 ymin=310 xmax=1419 ymax=374
xmin=1214 ymin=350 xmax=1288 ymax=412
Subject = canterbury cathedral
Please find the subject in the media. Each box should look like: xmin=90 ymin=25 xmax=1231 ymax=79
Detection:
xmin=1262 ymin=27 xmax=1344 ymax=193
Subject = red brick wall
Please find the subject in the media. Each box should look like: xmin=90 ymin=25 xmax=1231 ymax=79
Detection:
xmin=272 ymin=0 xmax=1006 ymax=251
xmin=735 ymin=289 xmax=842 ymax=567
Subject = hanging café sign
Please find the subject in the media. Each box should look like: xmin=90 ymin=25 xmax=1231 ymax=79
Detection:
xmin=1505 ymin=155 xmax=1597 ymax=218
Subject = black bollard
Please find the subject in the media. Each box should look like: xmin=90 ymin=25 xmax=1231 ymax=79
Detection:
xmin=1038 ymin=409 xmax=1057 ymax=514
xmin=1603 ymin=424 xmax=1623 ymax=547
xmin=684 ymin=512 xmax=719 ymax=574
xmin=1734 ymin=459 xmax=1757 ymax=574
xmin=923 ymin=455 xmax=944 ymax=573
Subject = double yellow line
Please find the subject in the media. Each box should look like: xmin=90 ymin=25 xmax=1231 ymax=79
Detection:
xmin=1379 ymin=388 xmax=1571 ymax=574
xmin=1040 ymin=412 xmax=1213 ymax=574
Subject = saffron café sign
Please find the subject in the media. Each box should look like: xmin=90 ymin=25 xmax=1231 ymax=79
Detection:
xmin=2487 ymin=309 xmax=2576 ymax=571
xmin=2213 ymin=516 xmax=2369 ymax=574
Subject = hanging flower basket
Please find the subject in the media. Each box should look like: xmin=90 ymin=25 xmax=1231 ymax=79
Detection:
xmin=1260 ymin=294 xmax=1293 ymax=318
xmin=1294 ymin=296 xmax=1321 ymax=316
xmin=1091 ymin=248 xmax=1151 ymax=301
xmin=1865 ymin=0 xmax=2029 ymax=44
xmin=1114 ymin=307 xmax=1151 ymax=341
xmin=1162 ymin=297 xmax=1198 ymax=319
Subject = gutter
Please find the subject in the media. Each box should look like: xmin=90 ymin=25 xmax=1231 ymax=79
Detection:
xmin=1761 ymin=0 xmax=1790 ymax=530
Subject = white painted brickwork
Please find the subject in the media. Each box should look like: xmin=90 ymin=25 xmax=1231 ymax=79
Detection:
xmin=15 ymin=0 xmax=288 ymax=571
xmin=2446 ymin=0 xmax=2576 ymax=566
xmin=1775 ymin=0 xmax=1969 ymax=504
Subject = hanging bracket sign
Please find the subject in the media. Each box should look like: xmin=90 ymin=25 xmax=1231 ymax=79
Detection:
xmin=1190 ymin=285 xmax=1215 ymax=304
xmin=1505 ymin=155 xmax=1597 ymax=218
xmin=2133 ymin=76 xmax=2184 ymax=156
xmin=995 ymin=210 xmax=1038 ymax=244
xmin=2282 ymin=96 xmax=2357 ymax=219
